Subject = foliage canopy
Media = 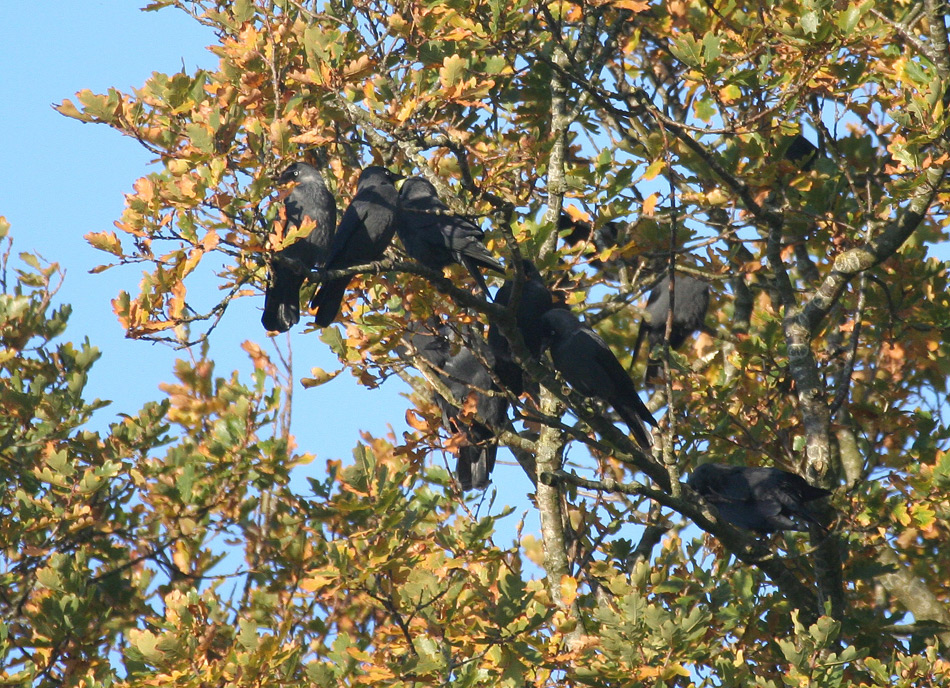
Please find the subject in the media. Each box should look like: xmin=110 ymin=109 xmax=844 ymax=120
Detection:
xmin=3 ymin=0 xmax=950 ymax=685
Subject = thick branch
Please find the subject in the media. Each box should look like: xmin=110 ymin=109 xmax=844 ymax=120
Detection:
xmin=876 ymin=544 xmax=950 ymax=650
xmin=544 ymin=470 xmax=823 ymax=622
xmin=539 ymin=41 xmax=570 ymax=260
xmin=534 ymin=387 xmax=585 ymax=648
xmin=925 ymin=0 xmax=950 ymax=82
xmin=802 ymin=165 xmax=946 ymax=334
xmin=766 ymin=195 xmax=845 ymax=621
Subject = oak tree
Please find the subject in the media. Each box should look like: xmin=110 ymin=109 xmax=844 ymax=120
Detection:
xmin=6 ymin=0 xmax=949 ymax=684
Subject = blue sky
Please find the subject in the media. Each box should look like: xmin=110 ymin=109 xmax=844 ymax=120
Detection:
xmin=10 ymin=3 xmax=942 ymax=573
xmin=0 ymin=2 xmax=537 ymax=527
xmin=7 ymin=9 xmax=946 ymax=663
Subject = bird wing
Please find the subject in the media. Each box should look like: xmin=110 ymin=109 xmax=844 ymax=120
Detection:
xmin=452 ymin=229 xmax=504 ymax=272
xmin=742 ymin=469 xmax=827 ymax=527
xmin=644 ymin=279 xmax=669 ymax=323
xmin=558 ymin=330 xmax=615 ymax=393
xmin=671 ymin=278 xmax=710 ymax=332
xmin=400 ymin=192 xmax=450 ymax=230
xmin=703 ymin=472 xmax=755 ymax=505
xmin=322 ymin=202 xmax=361 ymax=268
xmin=588 ymin=331 xmax=658 ymax=428
xmin=713 ymin=503 xmax=775 ymax=531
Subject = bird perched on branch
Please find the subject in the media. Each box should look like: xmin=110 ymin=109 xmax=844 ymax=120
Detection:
xmin=558 ymin=213 xmax=635 ymax=275
xmin=404 ymin=322 xmax=507 ymax=491
xmin=261 ymin=162 xmax=337 ymax=333
xmin=396 ymin=177 xmax=505 ymax=295
xmin=540 ymin=308 xmax=657 ymax=449
xmin=487 ymin=260 xmax=555 ymax=397
xmin=783 ymin=134 xmax=819 ymax=171
xmin=635 ymin=274 xmax=710 ymax=383
xmin=687 ymin=463 xmax=832 ymax=533
xmin=310 ymin=166 xmax=401 ymax=327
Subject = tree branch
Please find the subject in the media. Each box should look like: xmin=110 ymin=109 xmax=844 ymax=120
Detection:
xmin=802 ymin=164 xmax=947 ymax=335
xmin=544 ymin=469 xmax=824 ymax=622
xmin=534 ymin=387 xmax=585 ymax=649
xmin=876 ymin=544 xmax=950 ymax=650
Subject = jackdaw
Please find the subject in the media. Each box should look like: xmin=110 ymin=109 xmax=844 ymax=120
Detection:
xmin=404 ymin=323 xmax=507 ymax=490
xmin=559 ymin=214 xmax=634 ymax=274
xmin=403 ymin=319 xmax=451 ymax=370
xmin=784 ymin=134 xmax=819 ymax=171
xmin=687 ymin=463 xmax=832 ymax=533
xmin=559 ymin=214 xmax=620 ymax=252
xmin=397 ymin=177 xmax=505 ymax=295
xmin=540 ymin=308 xmax=657 ymax=448
xmin=262 ymin=162 xmax=337 ymax=332
xmin=635 ymin=274 xmax=710 ymax=382
xmin=487 ymin=260 xmax=554 ymax=396
xmin=309 ymin=166 xmax=401 ymax=327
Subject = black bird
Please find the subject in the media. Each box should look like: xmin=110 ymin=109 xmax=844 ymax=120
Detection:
xmin=487 ymin=260 xmax=554 ymax=396
xmin=559 ymin=213 xmax=621 ymax=252
xmin=783 ymin=134 xmax=819 ymax=171
xmin=405 ymin=323 xmax=507 ymax=491
xmin=540 ymin=308 xmax=657 ymax=448
xmin=396 ymin=177 xmax=505 ymax=295
xmin=403 ymin=319 xmax=451 ymax=370
xmin=261 ymin=162 xmax=337 ymax=332
xmin=558 ymin=213 xmax=633 ymax=273
xmin=635 ymin=274 xmax=710 ymax=382
xmin=309 ymin=166 xmax=401 ymax=327
xmin=687 ymin=463 xmax=832 ymax=533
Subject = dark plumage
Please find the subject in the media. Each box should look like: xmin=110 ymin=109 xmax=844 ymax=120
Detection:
xmin=262 ymin=162 xmax=337 ymax=332
xmin=687 ymin=463 xmax=832 ymax=533
xmin=784 ymin=135 xmax=819 ymax=171
xmin=309 ymin=166 xmax=401 ymax=327
xmin=540 ymin=308 xmax=657 ymax=448
xmin=396 ymin=177 xmax=504 ymax=295
xmin=558 ymin=213 xmax=633 ymax=273
xmin=404 ymin=320 xmax=451 ymax=370
xmin=635 ymin=274 xmax=710 ymax=382
xmin=405 ymin=323 xmax=507 ymax=491
xmin=559 ymin=213 xmax=621 ymax=253
xmin=487 ymin=261 xmax=554 ymax=396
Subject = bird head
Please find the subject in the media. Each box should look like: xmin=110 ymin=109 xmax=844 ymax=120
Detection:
xmin=539 ymin=308 xmax=580 ymax=344
xmin=686 ymin=463 xmax=717 ymax=494
xmin=278 ymin=161 xmax=319 ymax=186
xmin=399 ymin=176 xmax=438 ymax=201
xmin=358 ymin=166 xmax=405 ymax=188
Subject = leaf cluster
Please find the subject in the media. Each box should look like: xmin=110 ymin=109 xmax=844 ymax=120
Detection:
xmin=24 ymin=0 xmax=950 ymax=684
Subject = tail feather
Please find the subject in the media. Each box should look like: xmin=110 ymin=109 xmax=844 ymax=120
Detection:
xmin=633 ymin=320 xmax=663 ymax=385
xmin=461 ymin=245 xmax=505 ymax=275
xmin=457 ymin=444 xmax=496 ymax=491
xmin=262 ymin=271 xmax=304 ymax=333
xmin=613 ymin=398 xmax=655 ymax=449
xmin=310 ymin=278 xmax=350 ymax=328
xmin=631 ymin=320 xmax=647 ymax=363
xmin=458 ymin=243 xmax=503 ymax=297
xmin=790 ymin=500 xmax=831 ymax=531
xmin=461 ymin=255 xmax=492 ymax=297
